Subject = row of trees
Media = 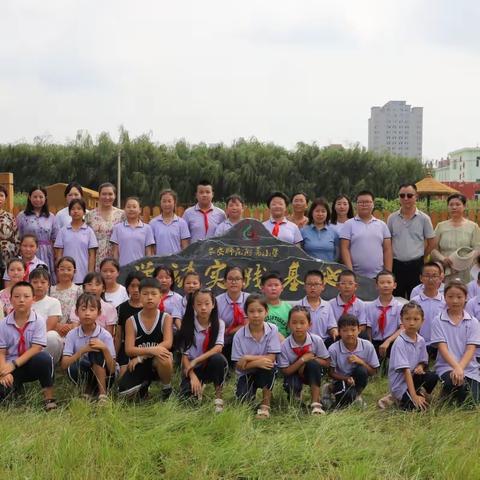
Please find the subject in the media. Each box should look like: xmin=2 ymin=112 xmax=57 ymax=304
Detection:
xmin=0 ymin=129 xmax=426 ymax=206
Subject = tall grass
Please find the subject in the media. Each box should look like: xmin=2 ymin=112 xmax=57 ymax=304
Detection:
xmin=1 ymin=375 xmax=479 ymax=479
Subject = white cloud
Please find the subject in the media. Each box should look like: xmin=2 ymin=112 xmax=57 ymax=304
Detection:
xmin=0 ymin=0 xmax=479 ymax=159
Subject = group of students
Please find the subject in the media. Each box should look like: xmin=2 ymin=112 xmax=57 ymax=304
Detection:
xmin=2 ymin=235 xmax=480 ymax=416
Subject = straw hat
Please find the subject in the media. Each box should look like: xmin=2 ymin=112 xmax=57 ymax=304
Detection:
xmin=449 ymin=247 xmax=477 ymax=272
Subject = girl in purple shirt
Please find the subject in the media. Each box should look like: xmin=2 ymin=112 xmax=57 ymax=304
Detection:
xmin=154 ymin=265 xmax=183 ymax=331
xmin=61 ymin=293 xmax=116 ymax=404
xmin=215 ymin=266 xmax=249 ymax=364
xmin=177 ymin=289 xmax=227 ymax=413
xmin=431 ymin=281 xmax=480 ymax=405
xmin=16 ymin=186 xmax=58 ymax=283
xmin=388 ymin=302 xmax=438 ymax=411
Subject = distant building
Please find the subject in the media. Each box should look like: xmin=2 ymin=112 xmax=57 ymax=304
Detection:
xmin=368 ymin=100 xmax=423 ymax=160
xmin=435 ymin=147 xmax=480 ymax=182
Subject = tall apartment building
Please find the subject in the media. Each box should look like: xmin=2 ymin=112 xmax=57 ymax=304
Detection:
xmin=368 ymin=101 xmax=423 ymax=160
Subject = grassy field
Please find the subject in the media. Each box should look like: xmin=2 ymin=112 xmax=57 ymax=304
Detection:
xmin=1 ymin=374 xmax=480 ymax=480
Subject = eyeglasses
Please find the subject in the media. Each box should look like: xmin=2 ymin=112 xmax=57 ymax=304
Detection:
xmin=399 ymin=193 xmax=415 ymax=199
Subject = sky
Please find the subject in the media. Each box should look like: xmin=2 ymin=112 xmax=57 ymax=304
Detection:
xmin=1 ymin=0 xmax=479 ymax=160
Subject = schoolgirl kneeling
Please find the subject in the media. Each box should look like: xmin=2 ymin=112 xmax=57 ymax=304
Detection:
xmin=231 ymin=294 xmax=281 ymax=419
xmin=177 ymin=288 xmax=228 ymax=413
xmin=279 ymin=306 xmax=330 ymax=415
xmin=61 ymin=293 xmax=116 ymax=404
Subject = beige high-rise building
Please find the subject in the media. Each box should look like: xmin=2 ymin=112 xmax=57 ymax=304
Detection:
xmin=368 ymin=100 xmax=423 ymax=160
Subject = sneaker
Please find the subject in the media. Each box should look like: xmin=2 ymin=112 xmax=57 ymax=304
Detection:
xmin=321 ymin=384 xmax=334 ymax=410
xmin=310 ymin=402 xmax=326 ymax=415
xmin=353 ymin=395 xmax=367 ymax=409
xmin=44 ymin=399 xmax=58 ymax=412
xmin=255 ymin=404 xmax=270 ymax=419
xmin=214 ymin=398 xmax=224 ymax=413
xmin=161 ymin=387 xmax=173 ymax=401
xmin=377 ymin=393 xmax=394 ymax=410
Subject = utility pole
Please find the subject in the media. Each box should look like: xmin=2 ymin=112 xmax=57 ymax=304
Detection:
xmin=117 ymin=148 xmax=122 ymax=208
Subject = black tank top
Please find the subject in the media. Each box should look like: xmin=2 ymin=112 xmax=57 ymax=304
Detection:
xmin=133 ymin=311 xmax=165 ymax=348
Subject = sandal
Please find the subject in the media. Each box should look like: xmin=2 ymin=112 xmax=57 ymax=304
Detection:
xmin=44 ymin=399 xmax=58 ymax=412
xmin=97 ymin=394 xmax=109 ymax=406
xmin=214 ymin=398 xmax=224 ymax=413
xmin=310 ymin=402 xmax=326 ymax=415
xmin=255 ymin=404 xmax=270 ymax=419
xmin=377 ymin=393 xmax=394 ymax=410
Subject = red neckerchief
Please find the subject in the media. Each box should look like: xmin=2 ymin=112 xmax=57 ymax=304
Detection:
xmin=14 ymin=322 xmax=30 ymax=356
xmin=378 ymin=305 xmax=392 ymax=336
xmin=199 ymin=208 xmax=213 ymax=235
xmin=342 ymin=295 xmax=357 ymax=315
xmin=226 ymin=301 xmax=246 ymax=334
xmin=158 ymin=293 xmax=169 ymax=312
xmin=201 ymin=327 xmax=211 ymax=353
xmin=292 ymin=343 xmax=311 ymax=358
xmin=271 ymin=221 xmax=281 ymax=237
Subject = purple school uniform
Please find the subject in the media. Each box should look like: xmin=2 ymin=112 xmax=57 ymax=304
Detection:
xmin=329 ymin=295 xmax=367 ymax=325
xmin=388 ymin=332 xmax=428 ymax=401
xmin=0 ymin=310 xmax=47 ymax=362
xmin=183 ymin=317 xmax=225 ymax=360
xmin=215 ymin=292 xmax=250 ymax=340
xmin=3 ymin=255 xmax=46 ymax=281
xmin=262 ymin=218 xmax=302 ymax=244
xmin=292 ymin=297 xmax=337 ymax=340
xmin=110 ymin=221 xmax=155 ymax=266
xmin=231 ymin=322 xmax=282 ymax=376
xmin=366 ymin=297 xmax=402 ymax=341
xmin=182 ymin=204 xmax=226 ymax=242
xmin=150 ymin=214 xmax=191 ymax=256
xmin=467 ymin=280 xmax=480 ymax=301
xmin=411 ymin=293 xmax=446 ymax=344
xmin=339 ymin=216 xmax=391 ymax=279
xmin=410 ymin=282 xmax=445 ymax=300
xmin=63 ymin=324 xmax=116 ymax=359
xmin=16 ymin=211 xmax=58 ymax=282
xmin=430 ymin=310 xmax=480 ymax=382
xmin=54 ymin=224 xmax=98 ymax=283
xmin=278 ymin=332 xmax=329 ymax=368
xmin=328 ymin=338 xmax=380 ymax=377
xmin=161 ymin=291 xmax=184 ymax=319
xmin=466 ymin=295 xmax=480 ymax=321
xmin=215 ymin=219 xmax=238 ymax=236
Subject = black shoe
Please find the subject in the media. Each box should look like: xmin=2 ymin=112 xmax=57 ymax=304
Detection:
xmin=161 ymin=387 xmax=173 ymax=400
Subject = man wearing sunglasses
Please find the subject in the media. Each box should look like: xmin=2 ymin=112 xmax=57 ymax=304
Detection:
xmin=387 ymin=183 xmax=435 ymax=299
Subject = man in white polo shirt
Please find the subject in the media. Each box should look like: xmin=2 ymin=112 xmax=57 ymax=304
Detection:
xmin=387 ymin=183 xmax=435 ymax=299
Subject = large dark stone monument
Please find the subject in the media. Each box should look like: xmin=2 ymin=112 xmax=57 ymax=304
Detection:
xmin=119 ymin=219 xmax=377 ymax=301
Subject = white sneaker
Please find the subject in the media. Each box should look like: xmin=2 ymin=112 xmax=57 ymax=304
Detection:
xmin=377 ymin=393 xmax=394 ymax=410
xmin=214 ymin=398 xmax=224 ymax=413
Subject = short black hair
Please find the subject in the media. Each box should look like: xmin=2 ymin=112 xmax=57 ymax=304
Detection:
xmin=304 ymin=269 xmax=324 ymax=282
xmin=447 ymin=193 xmax=467 ymax=205
xmin=10 ymin=281 xmax=34 ymax=297
xmin=261 ymin=271 xmax=283 ymax=285
xmin=68 ymin=198 xmax=87 ymax=213
xmin=421 ymin=261 xmax=442 ymax=275
xmin=338 ymin=314 xmax=360 ymax=329
xmin=64 ymin=181 xmax=84 ymax=198
xmin=139 ymin=277 xmax=162 ymax=292
xmin=338 ymin=269 xmax=357 ymax=282
xmin=398 ymin=183 xmax=417 ymax=192
xmin=125 ymin=270 xmax=147 ymax=290
xmin=266 ymin=191 xmax=289 ymax=208
xmin=226 ymin=194 xmax=244 ymax=206
xmin=307 ymin=197 xmax=331 ymax=225
xmin=375 ymin=270 xmax=395 ymax=282
xmin=356 ymin=190 xmax=375 ymax=202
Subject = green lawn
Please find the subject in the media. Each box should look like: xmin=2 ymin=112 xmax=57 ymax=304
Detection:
xmin=1 ymin=375 xmax=479 ymax=480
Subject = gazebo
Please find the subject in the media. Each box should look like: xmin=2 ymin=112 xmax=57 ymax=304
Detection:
xmin=415 ymin=173 xmax=460 ymax=211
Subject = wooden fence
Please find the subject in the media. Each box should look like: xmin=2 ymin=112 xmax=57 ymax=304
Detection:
xmin=10 ymin=206 xmax=480 ymax=228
